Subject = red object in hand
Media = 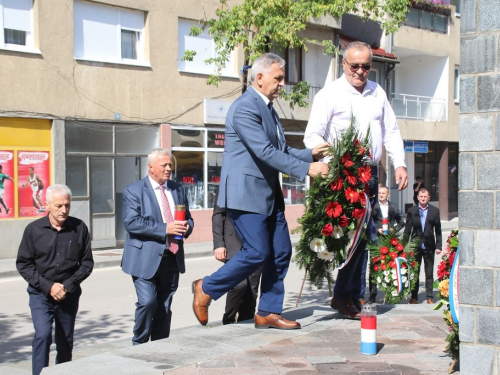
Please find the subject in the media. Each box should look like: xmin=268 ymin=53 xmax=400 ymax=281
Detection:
xmin=175 ymin=210 xmax=185 ymax=221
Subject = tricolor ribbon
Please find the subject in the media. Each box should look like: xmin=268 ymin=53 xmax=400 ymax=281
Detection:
xmin=449 ymin=247 xmax=459 ymax=324
xmin=338 ymin=192 xmax=371 ymax=270
xmin=395 ymin=256 xmax=409 ymax=294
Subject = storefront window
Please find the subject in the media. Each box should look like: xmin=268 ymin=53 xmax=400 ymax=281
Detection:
xmin=282 ymin=134 xmax=308 ymax=205
xmin=172 ymin=129 xmax=203 ymax=148
xmin=90 ymin=157 xmax=114 ymax=213
xmin=116 ymin=125 xmax=158 ymax=154
xmin=66 ymin=157 xmax=88 ymax=197
xmin=66 ymin=122 xmax=113 ymax=153
xmin=207 ymin=151 xmax=223 ymax=208
xmin=172 ymin=150 xmax=204 ymax=209
xmin=415 ymin=142 xmax=439 ymax=201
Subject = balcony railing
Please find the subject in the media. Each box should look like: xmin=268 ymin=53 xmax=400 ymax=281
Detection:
xmin=283 ymin=83 xmax=322 ymax=102
xmin=391 ymin=93 xmax=447 ymax=122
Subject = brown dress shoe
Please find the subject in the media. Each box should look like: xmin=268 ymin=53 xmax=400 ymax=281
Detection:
xmin=330 ymin=297 xmax=361 ymax=319
xmin=192 ymin=279 xmax=211 ymax=326
xmin=254 ymin=313 xmax=301 ymax=330
xmin=427 ymin=298 xmax=434 ymax=304
xmin=409 ymin=298 xmax=418 ymax=304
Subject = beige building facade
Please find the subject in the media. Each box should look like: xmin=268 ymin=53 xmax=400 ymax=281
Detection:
xmin=0 ymin=0 xmax=459 ymax=258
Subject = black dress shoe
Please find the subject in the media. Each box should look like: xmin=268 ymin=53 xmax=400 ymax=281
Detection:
xmin=368 ymin=296 xmax=376 ymax=304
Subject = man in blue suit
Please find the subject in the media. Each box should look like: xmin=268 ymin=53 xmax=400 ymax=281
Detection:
xmin=192 ymin=53 xmax=330 ymax=330
xmin=122 ymin=148 xmax=193 ymax=345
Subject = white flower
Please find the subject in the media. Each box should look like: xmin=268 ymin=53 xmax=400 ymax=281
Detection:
xmin=384 ymin=270 xmax=390 ymax=276
xmin=410 ymin=273 xmax=414 ymax=280
xmin=310 ymin=238 xmax=326 ymax=253
xmin=317 ymin=250 xmax=334 ymax=261
xmin=332 ymin=226 xmax=343 ymax=239
xmin=405 ymin=281 xmax=409 ymax=287
xmin=384 ymin=277 xmax=390 ymax=283
xmin=402 ymin=276 xmax=407 ymax=282
xmin=401 ymin=268 xmax=407 ymax=275
xmin=377 ymin=276 xmax=382 ymax=283
xmin=391 ymin=291 xmax=399 ymax=296
xmin=393 ymin=280 xmax=398 ymax=286
xmin=382 ymin=283 xmax=387 ymax=287
xmin=391 ymin=273 xmax=397 ymax=280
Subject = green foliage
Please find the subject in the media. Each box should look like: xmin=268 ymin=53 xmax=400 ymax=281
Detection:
xmin=279 ymin=81 xmax=311 ymax=109
xmin=186 ymin=0 xmax=411 ymax=108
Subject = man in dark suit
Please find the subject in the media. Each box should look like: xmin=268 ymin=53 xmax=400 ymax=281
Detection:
xmin=212 ymin=190 xmax=261 ymax=324
xmin=363 ymin=185 xmax=405 ymax=303
xmin=122 ymin=148 xmax=194 ymax=345
xmin=192 ymin=53 xmax=329 ymax=330
xmin=404 ymin=188 xmax=442 ymax=304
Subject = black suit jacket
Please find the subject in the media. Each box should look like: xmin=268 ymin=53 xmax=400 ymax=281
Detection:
xmin=212 ymin=192 xmax=242 ymax=260
xmin=372 ymin=200 xmax=405 ymax=230
xmin=404 ymin=204 xmax=442 ymax=251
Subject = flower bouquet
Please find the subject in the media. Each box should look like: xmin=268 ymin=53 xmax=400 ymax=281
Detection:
xmin=367 ymin=229 xmax=420 ymax=304
xmin=293 ymin=121 xmax=373 ymax=288
xmin=433 ymin=229 xmax=459 ymax=371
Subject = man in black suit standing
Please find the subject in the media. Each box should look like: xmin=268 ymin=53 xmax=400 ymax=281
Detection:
xmin=212 ymin=191 xmax=261 ymax=324
xmin=362 ymin=185 xmax=405 ymax=303
xmin=404 ymin=188 xmax=442 ymax=304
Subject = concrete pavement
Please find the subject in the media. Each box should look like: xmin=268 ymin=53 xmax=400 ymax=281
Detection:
xmin=0 ymin=218 xmax=460 ymax=374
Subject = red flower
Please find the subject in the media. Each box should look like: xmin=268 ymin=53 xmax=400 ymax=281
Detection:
xmin=345 ymin=187 xmax=360 ymax=204
xmin=389 ymin=252 xmax=398 ymax=260
xmin=330 ymin=177 xmax=343 ymax=191
xmin=448 ymin=252 xmax=456 ymax=267
xmin=410 ymin=251 xmax=414 ymax=257
xmin=358 ymin=147 xmax=365 ymax=155
xmin=372 ymin=256 xmax=379 ymax=263
xmin=389 ymin=261 xmax=396 ymax=268
xmin=352 ymin=208 xmax=364 ymax=219
xmin=373 ymin=265 xmax=379 ymax=272
xmin=412 ymin=261 xmax=416 ymax=267
xmin=390 ymin=238 xmax=399 ymax=246
xmin=396 ymin=244 xmax=404 ymax=251
xmin=358 ymin=165 xmax=372 ymax=184
xmin=401 ymin=263 xmax=407 ymax=268
xmin=368 ymin=150 xmax=373 ymax=160
xmin=381 ymin=263 xmax=387 ymax=271
xmin=322 ymin=223 xmax=333 ymax=236
xmin=341 ymin=153 xmax=354 ymax=168
xmin=380 ymin=247 xmax=389 ymax=255
xmin=326 ymin=202 xmax=342 ymax=218
xmin=358 ymin=193 xmax=366 ymax=206
xmin=400 ymin=252 xmax=407 ymax=259
xmin=354 ymin=138 xmax=360 ymax=146
xmin=339 ymin=216 xmax=349 ymax=227
xmin=380 ymin=254 xmax=386 ymax=260
xmin=344 ymin=170 xmax=357 ymax=185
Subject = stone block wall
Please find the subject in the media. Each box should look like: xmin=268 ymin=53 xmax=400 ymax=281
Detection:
xmin=459 ymin=0 xmax=500 ymax=372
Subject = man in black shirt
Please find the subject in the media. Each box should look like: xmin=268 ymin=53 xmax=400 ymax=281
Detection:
xmin=16 ymin=184 xmax=93 ymax=375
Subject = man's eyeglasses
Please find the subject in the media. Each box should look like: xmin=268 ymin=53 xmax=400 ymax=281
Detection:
xmin=343 ymin=60 xmax=371 ymax=72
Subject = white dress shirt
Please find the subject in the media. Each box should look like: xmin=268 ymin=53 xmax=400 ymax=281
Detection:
xmin=379 ymin=200 xmax=389 ymax=218
xmin=148 ymin=175 xmax=175 ymax=223
xmin=304 ymin=74 xmax=406 ymax=169
xmin=253 ymin=87 xmax=281 ymax=139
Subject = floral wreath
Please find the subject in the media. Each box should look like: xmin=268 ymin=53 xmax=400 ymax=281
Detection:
xmin=293 ymin=122 xmax=373 ymax=287
xmin=433 ymin=229 xmax=459 ymax=363
xmin=367 ymin=229 xmax=420 ymax=304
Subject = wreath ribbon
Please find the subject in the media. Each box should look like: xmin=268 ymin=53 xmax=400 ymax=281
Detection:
xmin=338 ymin=192 xmax=371 ymax=270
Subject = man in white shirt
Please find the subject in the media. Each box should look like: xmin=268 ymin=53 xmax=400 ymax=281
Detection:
xmin=304 ymin=41 xmax=408 ymax=318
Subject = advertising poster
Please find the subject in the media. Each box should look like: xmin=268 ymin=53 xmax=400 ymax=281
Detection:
xmin=17 ymin=151 xmax=50 ymax=218
xmin=0 ymin=151 xmax=15 ymax=219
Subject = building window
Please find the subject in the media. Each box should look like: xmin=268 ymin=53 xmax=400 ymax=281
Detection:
xmin=404 ymin=8 xmax=448 ymax=34
xmin=73 ymin=0 xmax=146 ymax=65
xmin=454 ymin=67 xmax=459 ymax=103
xmin=0 ymin=0 xmax=36 ymax=52
xmin=269 ymin=44 xmax=304 ymax=84
xmin=178 ymin=19 xmax=237 ymax=77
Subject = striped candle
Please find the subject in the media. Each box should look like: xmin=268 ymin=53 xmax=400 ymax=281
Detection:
xmin=360 ymin=305 xmax=377 ymax=355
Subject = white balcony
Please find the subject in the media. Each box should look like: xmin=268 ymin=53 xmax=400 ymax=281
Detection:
xmin=391 ymin=93 xmax=447 ymax=122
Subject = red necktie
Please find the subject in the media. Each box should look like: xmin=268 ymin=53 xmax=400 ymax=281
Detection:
xmin=159 ymin=185 xmax=178 ymax=254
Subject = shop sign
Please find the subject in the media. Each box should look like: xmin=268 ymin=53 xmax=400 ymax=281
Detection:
xmin=204 ymin=99 xmax=233 ymax=125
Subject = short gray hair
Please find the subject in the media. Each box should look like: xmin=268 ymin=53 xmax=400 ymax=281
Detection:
xmin=249 ymin=53 xmax=286 ymax=83
xmin=345 ymin=41 xmax=373 ymax=60
xmin=148 ymin=147 xmax=171 ymax=163
xmin=46 ymin=184 xmax=72 ymax=203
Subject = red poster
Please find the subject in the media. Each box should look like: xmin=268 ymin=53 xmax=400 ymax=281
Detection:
xmin=18 ymin=151 xmax=50 ymax=218
xmin=0 ymin=151 xmax=15 ymax=219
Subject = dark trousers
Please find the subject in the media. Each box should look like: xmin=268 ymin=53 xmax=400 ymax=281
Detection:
xmin=335 ymin=166 xmax=378 ymax=302
xmin=411 ymin=249 xmax=435 ymax=300
xmin=132 ymin=254 xmax=179 ymax=345
xmin=223 ymin=266 xmax=262 ymax=324
xmin=28 ymin=285 xmax=81 ymax=375
xmin=203 ymin=207 xmax=291 ymax=315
